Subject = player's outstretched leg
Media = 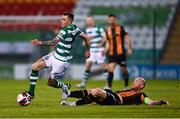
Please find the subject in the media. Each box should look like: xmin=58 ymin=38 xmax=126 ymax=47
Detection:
xmin=61 ymin=100 xmax=76 ymax=106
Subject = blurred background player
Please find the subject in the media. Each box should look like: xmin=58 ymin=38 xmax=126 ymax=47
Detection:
xmin=105 ymin=14 xmax=133 ymax=89
xmin=61 ymin=77 xmax=170 ymax=106
xmin=28 ymin=12 xmax=90 ymax=99
xmin=76 ymin=16 xmax=108 ymax=88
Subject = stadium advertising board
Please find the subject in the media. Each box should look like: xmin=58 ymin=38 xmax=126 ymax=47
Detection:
xmin=13 ymin=64 xmax=180 ymax=80
xmin=128 ymin=65 xmax=180 ymax=79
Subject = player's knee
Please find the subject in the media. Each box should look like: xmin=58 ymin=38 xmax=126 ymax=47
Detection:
xmin=108 ymin=67 xmax=114 ymax=72
xmin=47 ymin=78 xmax=51 ymax=86
xmin=121 ymin=66 xmax=128 ymax=72
xmin=32 ymin=63 xmax=39 ymax=70
xmin=47 ymin=78 xmax=55 ymax=87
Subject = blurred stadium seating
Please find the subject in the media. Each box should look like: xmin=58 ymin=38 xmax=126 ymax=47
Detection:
xmin=161 ymin=2 xmax=180 ymax=64
xmin=73 ymin=0 xmax=178 ymax=65
xmin=0 ymin=0 xmax=76 ymax=15
xmin=0 ymin=0 xmax=78 ymax=68
xmin=0 ymin=0 xmax=77 ymax=31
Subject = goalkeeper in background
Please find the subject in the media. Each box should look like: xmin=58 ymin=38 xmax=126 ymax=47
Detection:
xmin=27 ymin=12 xmax=90 ymax=100
xmin=61 ymin=77 xmax=170 ymax=106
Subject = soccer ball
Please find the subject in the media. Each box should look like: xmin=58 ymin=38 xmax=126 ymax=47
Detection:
xmin=17 ymin=92 xmax=31 ymax=106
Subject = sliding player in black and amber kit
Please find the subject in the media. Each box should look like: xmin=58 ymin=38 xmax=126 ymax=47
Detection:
xmin=61 ymin=77 xmax=170 ymax=106
xmin=105 ymin=14 xmax=133 ymax=89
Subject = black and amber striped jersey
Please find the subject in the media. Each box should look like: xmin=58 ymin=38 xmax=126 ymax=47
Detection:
xmin=106 ymin=24 xmax=127 ymax=56
xmin=116 ymin=89 xmax=147 ymax=105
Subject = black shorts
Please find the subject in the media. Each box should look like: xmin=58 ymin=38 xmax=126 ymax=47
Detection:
xmin=108 ymin=54 xmax=127 ymax=66
xmin=96 ymin=89 xmax=121 ymax=105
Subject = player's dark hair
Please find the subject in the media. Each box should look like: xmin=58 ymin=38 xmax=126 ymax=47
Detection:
xmin=108 ymin=14 xmax=116 ymax=18
xmin=87 ymin=15 xmax=93 ymax=18
xmin=62 ymin=12 xmax=74 ymax=22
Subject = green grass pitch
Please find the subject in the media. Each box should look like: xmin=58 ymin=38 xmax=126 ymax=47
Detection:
xmin=0 ymin=79 xmax=180 ymax=118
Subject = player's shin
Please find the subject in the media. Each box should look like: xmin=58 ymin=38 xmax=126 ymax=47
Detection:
xmin=28 ymin=69 xmax=39 ymax=97
xmin=107 ymin=72 xmax=113 ymax=88
xmin=75 ymin=98 xmax=91 ymax=105
xmin=77 ymin=70 xmax=90 ymax=88
xmin=75 ymin=93 xmax=97 ymax=105
xmin=47 ymin=78 xmax=71 ymax=100
xmin=82 ymin=70 xmax=90 ymax=84
xmin=103 ymin=69 xmax=108 ymax=79
xmin=69 ymin=90 xmax=88 ymax=98
xmin=123 ymin=71 xmax=129 ymax=87
xmin=47 ymin=78 xmax=66 ymax=89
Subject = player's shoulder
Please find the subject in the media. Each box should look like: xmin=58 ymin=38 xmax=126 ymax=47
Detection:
xmin=68 ymin=24 xmax=79 ymax=29
xmin=60 ymin=24 xmax=78 ymax=32
xmin=61 ymin=24 xmax=78 ymax=31
xmin=95 ymin=25 xmax=104 ymax=30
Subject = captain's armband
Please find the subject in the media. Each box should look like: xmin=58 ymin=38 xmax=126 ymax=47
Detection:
xmin=144 ymin=97 xmax=153 ymax=105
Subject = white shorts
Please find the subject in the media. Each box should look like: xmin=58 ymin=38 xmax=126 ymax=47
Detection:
xmin=43 ymin=52 xmax=69 ymax=80
xmin=86 ymin=51 xmax=106 ymax=64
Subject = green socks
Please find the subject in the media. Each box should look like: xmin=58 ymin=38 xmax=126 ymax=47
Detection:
xmin=28 ymin=70 xmax=39 ymax=97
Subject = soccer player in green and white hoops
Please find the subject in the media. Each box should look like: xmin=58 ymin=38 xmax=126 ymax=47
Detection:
xmin=76 ymin=16 xmax=108 ymax=89
xmin=28 ymin=12 xmax=90 ymax=100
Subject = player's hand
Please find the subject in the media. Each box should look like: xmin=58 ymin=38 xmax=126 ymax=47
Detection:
xmin=98 ymin=42 xmax=103 ymax=47
xmin=102 ymin=50 xmax=106 ymax=56
xmin=127 ymin=48 xmax=133 ymax=56
xmin=87 ymin=36 xmax=94 ymax=40
xmin=85 ymin=50 xmax=90 ymax=58
xmin=31 ymin=39 xmax=42 ymax=45
xmin=161 ymin=100 xmax=170 ymax=105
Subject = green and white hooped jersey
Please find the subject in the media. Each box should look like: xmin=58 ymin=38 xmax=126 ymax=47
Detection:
xmin=54 ymin=24 xmax=82 ymax=62
xmin=85 ymin=26 xmax=105 ymax=52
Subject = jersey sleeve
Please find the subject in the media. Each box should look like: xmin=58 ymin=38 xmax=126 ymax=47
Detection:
xmin=72 ymin=24 xmax=83 ymax=37
xmin=99 ymin=27 xmax=106 ymax=38
xmin=76 ymin=27 xmax=83 ymax=36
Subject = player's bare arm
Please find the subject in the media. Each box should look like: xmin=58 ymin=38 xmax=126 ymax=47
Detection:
xmin=125 ymin=33 xmax=133 ymax=56
xmin=79 ymin=32 xmax=91 ymax=58
xmin=144 ymin=97 xmax=170 ymax=105
xmin=104 ymin=40 xmax=109 ymax=55
xmin=98 ymin=33 xmax=106 ymax=47
xmin=31 ymin=37 xmax=60 ymax=46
